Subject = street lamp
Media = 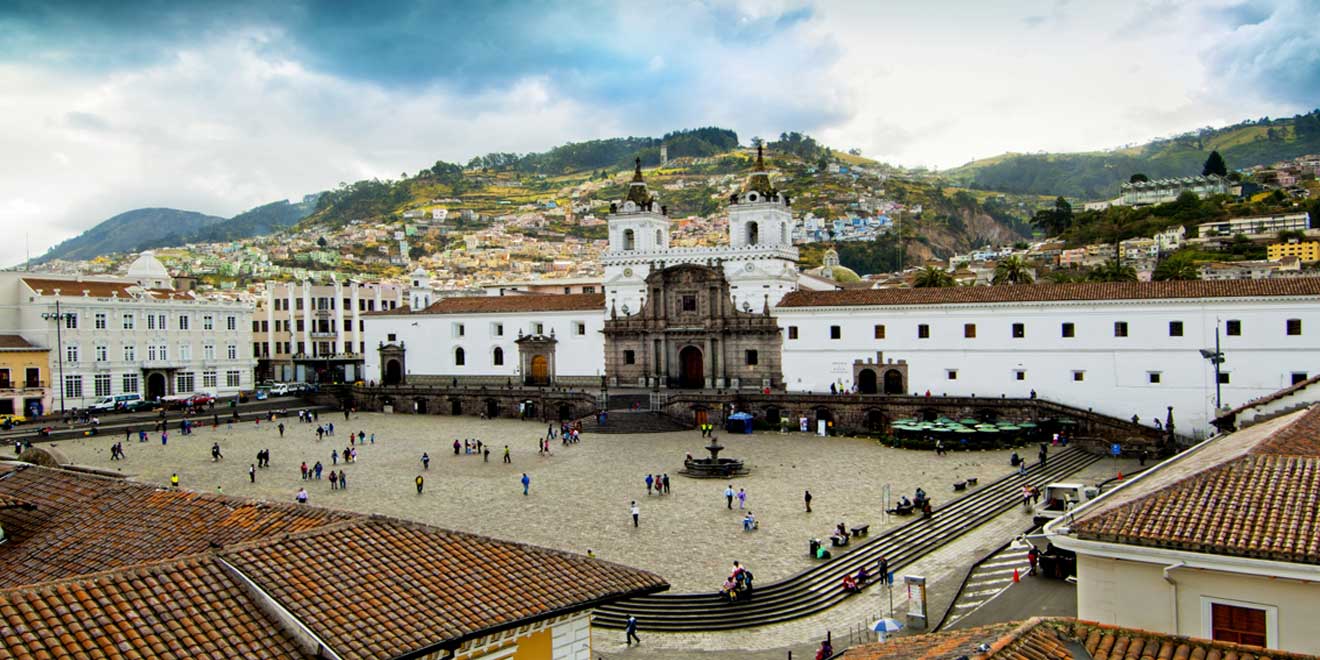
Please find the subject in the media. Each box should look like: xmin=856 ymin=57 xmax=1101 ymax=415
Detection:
xmin=1199 ymin=323 xmax=1225 ymax=411
xmin=40 ymin=300 xmax=75 ymax=415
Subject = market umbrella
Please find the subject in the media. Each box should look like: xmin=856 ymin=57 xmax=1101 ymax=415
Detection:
xmin=871 ymin=617 xmax=905 ymax=641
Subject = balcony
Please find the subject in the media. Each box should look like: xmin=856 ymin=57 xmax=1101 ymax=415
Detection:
xmin=310 ymin=330 xmax=338 ymax=339
xmin=0 ymin=380 xmax=46 ymax=391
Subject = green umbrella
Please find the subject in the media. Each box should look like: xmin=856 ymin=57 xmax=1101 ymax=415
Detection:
xmin=1019 ymin=422 xmax=1037 ymax=428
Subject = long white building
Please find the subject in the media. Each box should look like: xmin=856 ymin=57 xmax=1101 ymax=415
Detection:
xmin=0 ymin=252 xmax=256 ymax=411
xmin=775 ymin=280 xmax=1320 ymax=435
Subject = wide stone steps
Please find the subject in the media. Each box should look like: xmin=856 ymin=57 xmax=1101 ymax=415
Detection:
xmin=579 ymin=411 xmax=691 ymax=434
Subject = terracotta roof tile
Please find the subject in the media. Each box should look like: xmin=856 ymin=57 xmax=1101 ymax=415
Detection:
xmin=379 ymin=293 xmax=605 ymax=315
xmin=21 ymin=277 xmax=136 ymax=298
xmin=1217 ymin=375 xmax=1320 ymax=422
xmin=0 ymin=335 xmax=36 ymax=350
xmin=842 ymin=618 xmax=1320 ymax=660
xmin=777 ymin=278 xmax=1320 ymax=308
xmin=0 ymin=556 xmax=310 ymax=660
xmin=1249 ymin=404 xmax=1320 ymax=456
xmin=223 ymin=518 xmax=668 ymax=659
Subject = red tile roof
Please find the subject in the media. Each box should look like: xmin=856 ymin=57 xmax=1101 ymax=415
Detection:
xmin=378 ymin=293 xmax=605 ymax=315
xmin=0 ymin=335 xmax=37 ymax=350
xmin=224 ymin=518 xmax=668 ymax=659
xmin=777 ymin=278 xmax=1320 ymax=308
xmin=1248 ymin=403 xmax=1320 ymax=456
xmin=842 ymin=617 xmax=1320 ymax=660
xmin=0 ymin=557 xmax=310 ymax=660
xmin=20 ymin=277 xmax=135 ymax=298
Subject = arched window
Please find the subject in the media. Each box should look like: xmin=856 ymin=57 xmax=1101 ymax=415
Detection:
xmin=492 ymin=346 xmax=504 ymax=366
xmin=781 ymin=223 xmax=788 ymax=244
xmin=747 ymin=221 xmax=759 ymax=245
xmin=655 ymin=229 xmax=663 ymax=246
xmin=623 ymin=228 xmax=636 ymax=251
xmin=454 ymin=347 xmax=466 ymax=366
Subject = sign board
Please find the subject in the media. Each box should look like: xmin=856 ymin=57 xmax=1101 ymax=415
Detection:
xmin=905 ymin=575 xmax=927 ymax=629
xmin=1110 ymin=443 xmax=1121 ymax=457
xmin=799 ymin=417 xmax=809 ymax=432
xmin=817 ymin=420 xmax=827 ymax=437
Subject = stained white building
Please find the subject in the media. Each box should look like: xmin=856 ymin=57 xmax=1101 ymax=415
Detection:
xmin=254 ymin=277 xmax=404 ymax=383
xmin=0 ymin=252 xmax=256 ymax=410
xmin=773 ymin=280 xmax=1320 ymax=434
xmin=602 ymin=151 xmax=800 ymax=317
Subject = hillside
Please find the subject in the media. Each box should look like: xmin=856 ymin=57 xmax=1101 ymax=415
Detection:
xmin=947 ymin=110 xmax=1320 ymax=200
xmin=35 ymin=208 xmax=226 ymax=264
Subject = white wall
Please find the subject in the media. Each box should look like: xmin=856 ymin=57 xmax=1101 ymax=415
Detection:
xmin=776 ymin=298 xmax=1320 ymax=434
xmin=364 ymin=310 xmax=605 ymax=381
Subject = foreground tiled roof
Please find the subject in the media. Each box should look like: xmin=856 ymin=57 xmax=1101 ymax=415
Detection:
xmin=0 ymin=464 xmax=355 ymax=587
xmin=0 ymin=335 xmax=36 ymax=350
xmin=0 ymin=557 xmax=310 ymax=660
xmin=225 ymin=518 xmax=668 ymax=659
xmin=21 ymin=277 xmax=135 ymax=299
xmin=1217 ymin=374 xmax=1320 ymax=423
xmin=382 ymin=293 xmax=605 ymax=315
xmin=842 ymin=617 xmax=1320 ymax=660
xmin=1072 ymin=406 xmax=1320 ymax=564
xmin=777 ymin=277 xmax=1320 ymax=308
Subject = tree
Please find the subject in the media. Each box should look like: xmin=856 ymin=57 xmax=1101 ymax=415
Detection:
xmin=1031 ymin=196 xmax=1074 ymax=236
xmin=1152 ymin=253 xmax=1199 ymax=281
xmin=992 ymin=255 xmax=1035 ymax=285
xmin=1202 ymin=150 xmax=1228 ymax=177
xmin=913 ymin=266 xmax=955 ymax=287
xmin=1129 ymin=173 xmax=1149 ymax=183
xmin=316 ymin=236 xmax=328 ymax=248
xmin=1087 ymin=260 xmax=1137 ymax=282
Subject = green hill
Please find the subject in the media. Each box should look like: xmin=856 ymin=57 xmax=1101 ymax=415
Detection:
xmin=947 ymin=110 xmax=1320 ymax=200
xmin=35 ymin=208 xmax=227 ymax=264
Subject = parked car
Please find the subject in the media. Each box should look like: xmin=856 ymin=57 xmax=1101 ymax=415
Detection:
xmin=123 ymin=399 xmax=159 ymax=413
xmin=254 ymin=387 xmax=270 ymax=401
xmin=0 ymin=414 xmax=26 ymax=427
xmin=184 ymin=393 xmax=216 ymax=408
xmin=89 ymin=394 xmax=143 ymax=412
xmin=270 ymin=383 xmax=293 ymax=396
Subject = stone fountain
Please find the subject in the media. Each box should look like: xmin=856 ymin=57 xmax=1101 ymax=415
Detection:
xmin=682 ymin=436 xmax=748 ymax=478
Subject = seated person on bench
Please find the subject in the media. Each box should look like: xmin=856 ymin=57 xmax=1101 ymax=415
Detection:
xmin=816 ymin=544 xmax=831 ymax=560
xmin=890 ymin=496 xmax=914 ymax=515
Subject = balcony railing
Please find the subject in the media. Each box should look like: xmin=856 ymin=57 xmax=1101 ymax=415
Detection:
xmin=0 ymin=380 xmax=46 ymax=390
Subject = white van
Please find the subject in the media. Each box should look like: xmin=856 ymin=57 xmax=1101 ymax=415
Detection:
xmin=89 ymin=393 xmax=143 ymax=412
xmin=270 ymin=383 xmax=292 ymax=396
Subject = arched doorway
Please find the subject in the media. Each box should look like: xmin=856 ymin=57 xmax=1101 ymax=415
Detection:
xmin=883 ymin=369 xmax=904 ymax=395
xmin=450 ymin=399 xmax=462 ymax=416
xmin=558 ymin=403 xmax=571 ymax=421
xmin=414 ymin=398 xmax=428 ymax=414
xmin=679 ymin=345 xmax=704 ymax=389
xmin=528 ymin=355 xmax=549 ymax=385
xmin=147 ymin=373 xmax=166 ymax=401
xmin=384 ymin=359 xmax=402 ymax=385
xmin=485 ymin=399 xmax=499 ymax=419
xmin=814 ymin=407 xmax=834 ymax=434
xmin=865 ymin=409 xmax=888 ymax=433
xmin=693 ymin=406 xmax=709 ymax=427
xmin=858 ymin=369 xmax=878 ymax=394
xmin=521 ymin=400 xmax=536 ymax=419
xmin=764 ymin=406 xmax=781 ymax=429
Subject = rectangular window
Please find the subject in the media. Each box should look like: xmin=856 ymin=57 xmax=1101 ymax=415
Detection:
xmin=873 ymin=324 xmax=885 ymax=339
xmin=918 ymin=324 xmax=930 ymax=339
xmin=534 ymin=322 xmax=544 ymax=335
xmin=157 ymin=314 xmax=166 ymax=329
xmin=1218 ymin=372 xmax=1231 ymax=384
xmin=203 ymin=315 xmax=214 ymax=330
xmin=64 ymin=375 xmax=82 ymax=399
xmin=94 ymin=313 xmax=107 ymax=330
xmin=681 ymin=294 xmax=697 ymax=312
xmin=203 ymin=371 xmax=217 ymax=389
xmin=95 ymin=345 xmax=107 ymax=362
xmin=1114 ymin=321 xmax=1128 ymax=337
xmin=122 ymin=313 xmax=135 ymax=330
xmin=947 ymin=369 xmax=958 ymax=380
xmin=0 ymin=369 xmax=8 ymax=388
xmin=227 ymin=344 xmax=237 ymax=360
xmin=1061 ymin=322 xmax=1074 ymax=338
xmin=123 ymin=345 xmax=136 ymax=362
xmin=1291 ymin=372 xmax=1308 ymax=385
xmin=296 ymin=320 xmax=304 ymax=332
xmin=147 ymin=314 xmax=156 ymax=330
xmin=788 ymin=326 xmax=798 ymax=340
xmin=226 ymin=370 xmax=241 ymax=388
xmin=158 ymin=344 xmax=167 ymax=361
xmin=624 ymin=350 xmax=636 ymax=365
xmin=964 ymin=323 xmax=976 ymax=339
xmin=25 ymin=368 xmax=39 ymax=388
xmin=576 ymin=322 xmax=586 ymax=336
xmin=65 ymin=314 xmax=78 ymax=330
xmin=66 ymin=345 xmax=78 ymax=363
xmin=1225 ymin=319 xmax=1241 ymax=336
xmin=1012 ymin=322 xmax=1025 ymax=339
xmin=745 ymin=350 xmax=759 ymax=366
xmin=179 ymin=315 xmax=190 ymax=331
xmin=1287 ymin=318 xmax=1302 ymax=335
xmin=252 ymin=320 xmax=261 ymax=332
xmin=122 ymin=373 xmax=139 ymax=394
xmin=1210 ymin=603 xmax=1267 ymax=648
xmin=176 ymin=372 xmax=195 ymax=393
xmin=1073 ymin=370 xmax=1085 ymax=382
xmin=830 ymin=325 xmax=841 ymax=340
xmin=148 ymin=345 xmax=157 ymax=361
xmin=179 ymin=344 xmax=191 ymax=361
xmin=386 ymin=333 xmax=397 ymax=342
xmin=1015 ymin=370 xmax=1026 ymax=381
xmin=1169 ymin=321 xmax=1183 ymax=337
xmin=1149 ymin=372 xmax=1161 ymax=384
xmin=493 ymin=323 xmax=504 ymax=337
xmin=454 ymin=323 xmax=465 ymax=337
xmin=94 ymin=373 xmax=111 ymax=397
xmin=226 ymin=316 xmax=237 ymax=331
xmin=203 ymin=344 xmax=215 ymax=361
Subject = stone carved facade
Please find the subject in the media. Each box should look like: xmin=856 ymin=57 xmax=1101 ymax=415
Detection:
xmin=602 ymin=263 xmax=782 ymax=390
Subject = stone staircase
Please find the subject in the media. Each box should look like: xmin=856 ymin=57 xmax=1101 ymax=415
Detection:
xmin=578 ymin=410 xmax=691 ymax=434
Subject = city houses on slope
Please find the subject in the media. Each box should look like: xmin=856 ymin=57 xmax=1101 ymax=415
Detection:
xmin=1045 ymin=404 xmax=1320 ymax=654
xmin=0 ymin=252 xmax=256 ymax=411
xmin=0 ymin=462 xmax=666 ymax=660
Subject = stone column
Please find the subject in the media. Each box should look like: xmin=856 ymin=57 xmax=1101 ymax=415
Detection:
xmin=301 ymin=281 xmax=313 ymax=358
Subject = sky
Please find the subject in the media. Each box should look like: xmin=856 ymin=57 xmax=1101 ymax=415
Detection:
xmin=1 ymin=0 xmax=1317 ymax=267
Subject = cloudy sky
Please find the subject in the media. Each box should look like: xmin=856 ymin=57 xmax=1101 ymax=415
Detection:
xmin=1 ymin=0 xmax=1317 ymax=266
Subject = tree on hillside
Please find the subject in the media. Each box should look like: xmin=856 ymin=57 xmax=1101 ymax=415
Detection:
xmin=1129 ymin=173 xmax=1149 ymax=183
xmin=913 ymin=266 xmax=955 ymax=288
xmin=1087 ymin=260 xmax=1137 ymax=282
xmin=1031 ymin=196 xmax=1073 ymax=236
xmin=1152 ymin=253 xmax=1200 ymax=281
xmin=1202 ymin=150 xmax=1228 ymax=177
xmin=316 ymin=236 xmax=327 ymax=248
xmin=992 ymin=255 xmax=1035 ymax=285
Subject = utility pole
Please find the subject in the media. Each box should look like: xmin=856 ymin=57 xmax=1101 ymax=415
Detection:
xmin=1200 ymin=322 xmax=1225 ymax=411
xmin=41 ymin=300 xmax=74 ymax=415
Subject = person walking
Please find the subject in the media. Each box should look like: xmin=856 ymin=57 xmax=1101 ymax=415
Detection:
xmin=483 ymin=447 xmax=490 ymax=462
xmin=737 ymin=488 xmax=747 ymax=509
xmin=170 ymin=473 xmax=179 ymax=489
xmin=725 ymin=484 xmax=734 ymax=509
xmin=278 ymin=422 xmax=284 ymax=438
xmin=295 ymin=487 xmax=308 ymax=504
xmin=624 ymin=615 xmax=641 ymax=646
xmin=503 ymin=445 xmax=511 ymax=464
xmin=630 ymin=500 xmax=640 ymax=527
xmin=804 ymin=489 xmax=813 ymax=513
xmin=1021 ymin=484 xmax=1033 ymax=509
xmin=338 ymin=471 xmax=346 ymax=490
xmin=249 ymin=464 xmax=256 ymax=483
xmin=416 ymin=475 xmax=424 ymax=494
xmin=422 ymin=452 xmax=430 ymax=470
xmin=332 ymin=449 xmax=338 ymax=465
xmin=1038 ymin=443 xmax=1048 ymax=467
xmin=329 ymin=470 xmax=338 ymax=490
xmin=645 ymin=474 xmax=654 ymax=495
xmin=662 ymin=473 xmax=670 ymax=494
xmin=521 ymin=473 xmax=530 ymax=496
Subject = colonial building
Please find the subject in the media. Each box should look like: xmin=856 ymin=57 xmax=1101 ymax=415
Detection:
xmin=0 ymin=334 xmax=50 ymax=418
xmin=0 ymin=252 xmax=256 ymax=410
xmin=1047 ymin=404 xmax=1320 ymax=655
xmin=253 ymin=277 xmax=404 ymax=383
xmin=773 ymin=279 xmax=1320 ymax=434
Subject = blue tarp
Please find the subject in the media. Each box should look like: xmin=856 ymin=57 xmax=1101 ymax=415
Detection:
xmin=726 ymin=412 xmax=754 ymax=434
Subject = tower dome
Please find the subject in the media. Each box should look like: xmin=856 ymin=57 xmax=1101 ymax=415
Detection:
xmin=126 ymin=251 xmax=172 ymax=289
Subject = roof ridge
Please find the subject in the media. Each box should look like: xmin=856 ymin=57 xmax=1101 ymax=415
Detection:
xmin=0 ymin=551 xmax=221 ymax=595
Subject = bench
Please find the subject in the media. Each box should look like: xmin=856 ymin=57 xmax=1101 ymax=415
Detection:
xmin=830 ymin=534 xmax=849 ymax=547
xmin=849 ymin=524 xmax=869 ymax=537
xmin=967 ymin=477 xmax=978 ymax=486
xmin=953 ymin=481 xmax=967 ymax=491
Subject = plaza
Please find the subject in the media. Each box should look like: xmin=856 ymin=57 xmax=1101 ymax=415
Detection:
xmin=53 ymin=411 xmax=1025 ymax=592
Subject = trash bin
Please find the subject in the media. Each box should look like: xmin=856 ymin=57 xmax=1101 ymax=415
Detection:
xmin=809 ymin=538 xmax=820 ymax=557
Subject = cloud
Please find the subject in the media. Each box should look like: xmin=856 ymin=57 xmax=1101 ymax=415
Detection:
xmin=1205 ymin=0 xmax=1320 ymax=107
